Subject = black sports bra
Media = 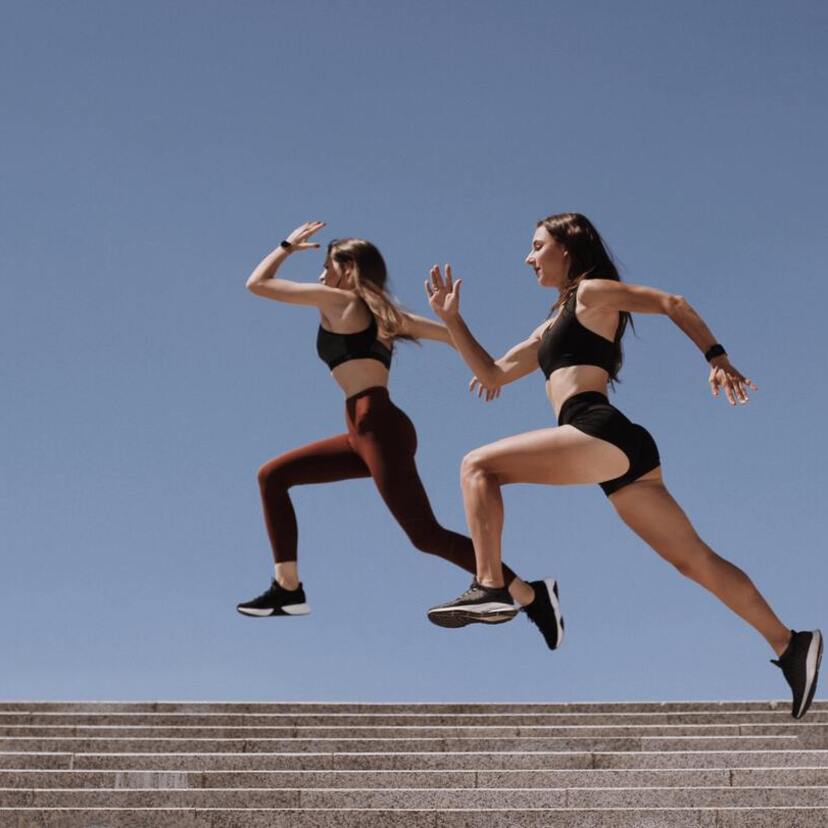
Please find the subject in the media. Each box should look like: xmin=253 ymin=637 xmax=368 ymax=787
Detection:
xmin=316 ymin=314 xmax=393 ymax=371
xmin=537 ymin=291 xmax=618 ymax=379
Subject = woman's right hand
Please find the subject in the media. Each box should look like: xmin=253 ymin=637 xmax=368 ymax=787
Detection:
xmin=284 ymin=220 xmax=326 ymax=251
xmin=425 ymin=264 xmax=462 ymax=322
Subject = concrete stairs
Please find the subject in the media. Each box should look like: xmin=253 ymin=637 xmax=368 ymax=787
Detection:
xmin=1 ymin=700 xmax=827 ymax=826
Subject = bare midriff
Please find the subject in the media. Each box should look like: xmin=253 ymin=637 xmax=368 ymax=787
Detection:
xmin=545 ymin=364 xmax=611 ymax=420
xmin=329 ymin=355 xmax=392 ymax=398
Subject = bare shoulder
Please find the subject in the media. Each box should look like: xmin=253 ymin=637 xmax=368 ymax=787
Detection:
xmin=576 ymin=278 xmax=620 ymax=304
xmin=322 ymin=291 xmax=374 ymax=329
xmin=577 ymin=277 xmax=676 ymax=315
xmin=319 ymin=284 xmax=357 ymax=309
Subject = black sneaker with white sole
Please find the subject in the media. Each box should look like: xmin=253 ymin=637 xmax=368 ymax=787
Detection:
xmin=236 ymin=580 xmax=310 ymax=617
xmin=771 ymin=629 xmax=823 ymax=719
xmin=427 ymin=579 xmax=518 ymax=628
xmin=523 ymin=578 xmax=565 ymax=650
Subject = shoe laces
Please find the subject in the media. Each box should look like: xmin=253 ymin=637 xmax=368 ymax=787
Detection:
xmin=253 ymin=579 xmax=281 ymax=601
xmin=458 ymin=579 xmax=484 ymax=600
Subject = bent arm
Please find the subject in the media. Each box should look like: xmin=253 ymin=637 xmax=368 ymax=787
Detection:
xmin=578 ymin=279 xmax=721 ymax=358
xmin=445 ymin=316 xmax=540 ymax=387
xmin=580 ymin=279 xmax=756 ymax=404
xmin=245 ymin=245 xmax=348 ymax=308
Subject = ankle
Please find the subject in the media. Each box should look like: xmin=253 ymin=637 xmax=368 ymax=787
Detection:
xmin=275 ymin=562 xmax=300 ymax=592
xmin=771 ymin=630 xmax=793 ymax=659
xmin=508 ymin=580 xmax=536 ymax=607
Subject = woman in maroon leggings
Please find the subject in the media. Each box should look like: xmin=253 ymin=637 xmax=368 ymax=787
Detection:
xmin=236 ymin=221 xmax=563 ymax=649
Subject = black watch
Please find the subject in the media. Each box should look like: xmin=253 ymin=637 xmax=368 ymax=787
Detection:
xmin=704 ymin=343 xmax=726 ymax=362
xmin=279 ymin=240 xmax=293 ymax=250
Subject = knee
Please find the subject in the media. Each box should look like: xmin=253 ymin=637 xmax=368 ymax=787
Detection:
xmin=404 ymin=521 xmax=441 ymax=555
xmin=672 ymin=557 xmax=695 ymax=579
xmin=461 ymin=450 xmax=496 ymax=488
xmin=257 ymin=460 xmax=291 ymax=494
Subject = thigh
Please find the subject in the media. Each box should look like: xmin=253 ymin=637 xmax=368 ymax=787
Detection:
xmin=260 ymin=433 xmax=370 ymax=486
xmin=470 ymin=425 xmax=630 ymax=486
xmin=351 ymin=418 xmax=438 ymax=523
xmin=608 ymin=474 xmax=703 ymax=561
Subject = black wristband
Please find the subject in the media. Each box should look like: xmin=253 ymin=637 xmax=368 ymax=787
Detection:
xmin=279 ymin=240 xmax=293 ymax=250
xmin=704 ymin=343 xmax=726 ymax=362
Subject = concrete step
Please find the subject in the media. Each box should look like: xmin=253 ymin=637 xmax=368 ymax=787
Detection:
xmin=2 ymin=701 xmax=825 ymax=825
xmin=5 ymin=748 xmax=828 ymax=771
xmin=0 ymin=711 xmax=782 ymax=723
xmin=4 ymin=766 xmax=828 ymax=789
xmin=2 ymin=723 xmax=826 ymax=741
xmin=3 ymin=785 xmax=828 ymax=808
xmin=5 ymin=767 xmax=828 ymax=789
xmin=4 ymin=700 xmax=824 ymax=713
xmin=0 ymin=735 xmax=802 ymax=754
xmin=2 ymin=806 xmax=828 ymax=827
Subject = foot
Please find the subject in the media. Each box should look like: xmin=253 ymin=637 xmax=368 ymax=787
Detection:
xmin=522 ymin=578 xmax=565 ymax=650
xmin=771 ymin=629 xmax=822 ymax=719
xmin=236 ymin=580 xmax=310 ymax=617
xmin=427 ymin=579 xmax=518 ymax=628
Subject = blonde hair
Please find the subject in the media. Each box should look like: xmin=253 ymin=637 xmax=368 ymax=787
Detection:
xmin=328 ymin=238 xmax=416 ymax=342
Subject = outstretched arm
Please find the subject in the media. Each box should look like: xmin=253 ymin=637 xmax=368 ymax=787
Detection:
xmin=399 ymin=312 xmax=454 ymax=345
xmin=578 ymin=279 xmax=758 ymax=405
xmin=425 ymin=264 xmax=541 ymax=388
xmin=245 ymin=221 xmax=349 ymax=310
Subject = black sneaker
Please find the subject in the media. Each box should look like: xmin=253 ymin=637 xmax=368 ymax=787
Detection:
xmin=771 ymin=629 xmax=823 ymax=719
xmin=523 ymin=578 xmax=565 ymax=650
xmin=236 ymin=580 xmax=310 ymax=617
xmin=427 ymin=579 xmax=518 ymax=628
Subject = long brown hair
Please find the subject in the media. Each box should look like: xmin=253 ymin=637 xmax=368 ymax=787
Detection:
xmin=328 ymin=238 xmax=416 ymax=342
xmin=538 ymin=212 xmax=632 ymax=382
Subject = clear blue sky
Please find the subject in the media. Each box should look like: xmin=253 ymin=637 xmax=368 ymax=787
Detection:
xmin=2 ymin=0 xmax=826 ymax=702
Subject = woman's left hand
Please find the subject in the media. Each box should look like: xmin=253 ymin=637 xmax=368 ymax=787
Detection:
xmin=469 ymin=376 xmax=501 ymax=402
xmin=284 ymin=220 xmax=326 ymax=251
xmin=708 ymin=357 xmax=758 ymax=405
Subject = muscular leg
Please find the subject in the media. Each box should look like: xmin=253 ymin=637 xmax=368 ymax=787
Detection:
xmin=462 ymin=425 xmax=630 ymax=588
xmin=258 ymin=434 xmax=370 ymax=588
xmin=609 ymin=473 xmax=791 ymax=656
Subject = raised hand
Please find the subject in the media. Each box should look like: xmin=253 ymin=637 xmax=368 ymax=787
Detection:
xmin=284 ymin=220 xmax=326 ymax=252
xmin=469 ymin=375 xmax=502 ymax=402
xmin=708 ymin=357 xmax=758 ymax=405
xmin=425 ymin=264 xmax=462 ymax=322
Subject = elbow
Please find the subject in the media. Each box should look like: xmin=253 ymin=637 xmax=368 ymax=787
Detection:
xmin=665 ymin=294 xmax=689 ymax=319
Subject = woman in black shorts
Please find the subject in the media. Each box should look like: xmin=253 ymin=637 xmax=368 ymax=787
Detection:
xmin=424 ymin=212 xmax=821 ymax=719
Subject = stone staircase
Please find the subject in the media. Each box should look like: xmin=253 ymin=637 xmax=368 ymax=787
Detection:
xmin=1 ymin=700 xmax=827 ymax=826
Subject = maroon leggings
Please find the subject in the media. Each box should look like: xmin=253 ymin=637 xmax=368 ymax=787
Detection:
xmin=257 ymin=386 xmax=516 ymax=586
